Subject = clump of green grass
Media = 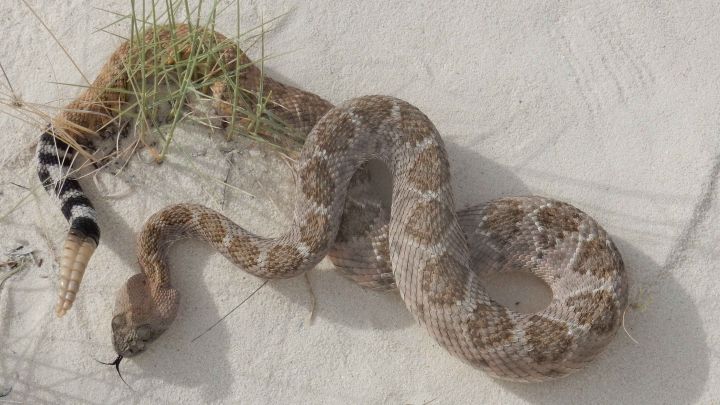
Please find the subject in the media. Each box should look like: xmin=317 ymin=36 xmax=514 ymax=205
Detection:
xmin=88 ymin=0 xmax=305 ymax=161
xmin=0 ymin=0 xmax=306 ymax=222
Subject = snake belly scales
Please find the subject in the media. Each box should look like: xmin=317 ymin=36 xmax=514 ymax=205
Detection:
xmin=34 ymin=24 xmax=628 ymax=382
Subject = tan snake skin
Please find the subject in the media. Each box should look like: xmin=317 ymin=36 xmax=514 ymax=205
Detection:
xmin=44 ymin=25 xmax=628 ymax=382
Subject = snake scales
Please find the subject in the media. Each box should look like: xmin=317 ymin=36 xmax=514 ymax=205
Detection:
xmin=35 ymin=24 xmax=628 ymax=382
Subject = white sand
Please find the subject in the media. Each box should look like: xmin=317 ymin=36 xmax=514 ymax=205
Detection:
xmin=1 ymin=1 xmax=719 ymax=403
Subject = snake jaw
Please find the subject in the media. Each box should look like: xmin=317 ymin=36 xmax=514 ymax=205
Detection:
xmin=55 ymin=231 xmax=97 ymax=317
xmin=111 ymin=273 xmax=177 ymax=357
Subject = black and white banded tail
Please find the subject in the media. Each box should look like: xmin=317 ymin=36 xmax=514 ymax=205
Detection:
xmin=36 ymin=128 xmax=100 ymax=316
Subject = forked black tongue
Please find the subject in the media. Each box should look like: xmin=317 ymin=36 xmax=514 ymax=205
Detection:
xmin=97 ymin=354 xmax=132 ymax=390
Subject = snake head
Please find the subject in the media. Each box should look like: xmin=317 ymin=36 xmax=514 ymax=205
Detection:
xmin=111 ymin=273 xmax=179 ymax=357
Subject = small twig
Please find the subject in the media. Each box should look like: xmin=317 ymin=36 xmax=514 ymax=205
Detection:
xmin=221 ymin=149 xmax=239 ymax=209
xmin=622 ymin=307 xmax=639 ymax=345
xmin=279 ymin=152 xmax=298 ymax=183
xmin=9 ymin=182 xmax=28 ymax=190
xmin=0 ymin=266 xmax=24 ymax=289
xmin=192 ymin=279 xmax=268 ymax=342
xmin=0 ymin=61 xmax=21 ymax=107
xmin=303 ymin=272 xmax=316 ymax=325
xmin=254 ymin=178 xmax=284 ymax=220
xmin=0 ymin=245 xmax=36 ymax=289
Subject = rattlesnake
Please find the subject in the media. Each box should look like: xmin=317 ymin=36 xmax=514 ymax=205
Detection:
xmin=36 ymin=24 xmax=628 ymax=382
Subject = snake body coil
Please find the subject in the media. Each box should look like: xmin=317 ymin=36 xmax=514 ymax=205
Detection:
xmin=37 ymin=25 xmax=628 ymax=382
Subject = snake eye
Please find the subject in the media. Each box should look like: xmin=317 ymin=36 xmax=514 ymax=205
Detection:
xmin=111 ymin=315 xmax=126 ymax=330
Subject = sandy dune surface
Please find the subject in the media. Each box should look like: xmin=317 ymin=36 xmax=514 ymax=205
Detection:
xmin=1 ymin=1 xmax=718 ymax=403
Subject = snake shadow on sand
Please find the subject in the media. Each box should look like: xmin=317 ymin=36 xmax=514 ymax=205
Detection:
xmin=503 ymin=239 xmax=708 ymax=404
